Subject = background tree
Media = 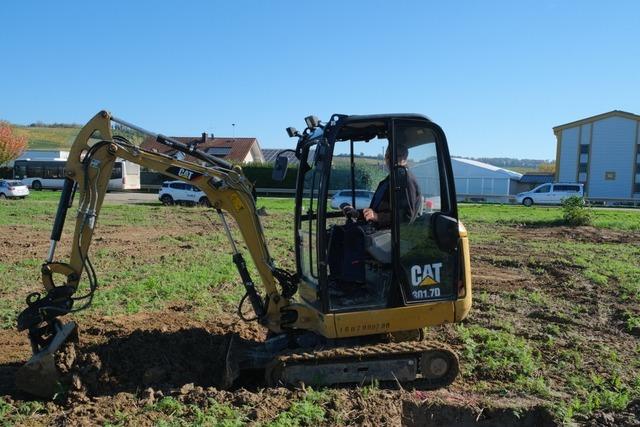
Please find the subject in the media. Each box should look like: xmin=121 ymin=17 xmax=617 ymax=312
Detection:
xmin=0 ymin=121 xmax=27 ymax=165
xmin=537 ymin=161 xmax=555 ymax=173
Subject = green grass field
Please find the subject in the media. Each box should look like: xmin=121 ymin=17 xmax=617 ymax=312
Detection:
xmin=0 ymin=193 xmax=638 ymax=424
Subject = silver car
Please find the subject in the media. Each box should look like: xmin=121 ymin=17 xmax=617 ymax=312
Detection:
xmin=330 ymin=189 xmax=374 ymax=210
xmin=0 ymin=179 xmax=29 ymax=199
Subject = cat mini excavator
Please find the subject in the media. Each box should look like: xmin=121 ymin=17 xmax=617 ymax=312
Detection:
xmin=16 ymin=111 xmax=472 ymax=398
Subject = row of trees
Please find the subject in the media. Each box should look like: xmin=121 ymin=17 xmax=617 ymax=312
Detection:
xmin=27 ymin=121 xmax=80 ymax=128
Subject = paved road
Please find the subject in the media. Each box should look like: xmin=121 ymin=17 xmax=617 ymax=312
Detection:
xmin=104 ymin=192 xmax=640 ymax=212
xmin=104 ymin=192 xmax=159 ymax=204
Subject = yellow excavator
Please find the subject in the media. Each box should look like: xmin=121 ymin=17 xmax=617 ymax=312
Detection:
xmin=15 ymin=111 xmax=472 ymax=398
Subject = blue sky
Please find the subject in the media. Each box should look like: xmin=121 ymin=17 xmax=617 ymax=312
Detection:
xmin=1 ymin=1 xmax=639 ymax=159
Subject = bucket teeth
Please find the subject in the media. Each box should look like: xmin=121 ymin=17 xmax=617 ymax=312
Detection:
xmin=16 ymin=321 xmax=78 ymax=398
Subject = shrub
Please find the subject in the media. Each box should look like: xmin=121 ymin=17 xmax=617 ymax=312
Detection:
xmin=562 ymin=196 xmax=592 ymax=226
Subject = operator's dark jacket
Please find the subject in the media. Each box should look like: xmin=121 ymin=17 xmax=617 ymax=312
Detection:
xmin=367 ymin=168 xmax=421 ymax=228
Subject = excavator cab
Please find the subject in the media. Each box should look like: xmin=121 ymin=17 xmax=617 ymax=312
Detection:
xmin=277 ymin=114 xmax=470 ymax=337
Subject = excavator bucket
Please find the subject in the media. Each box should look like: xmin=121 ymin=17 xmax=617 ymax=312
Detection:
xmin=15 ymin=321 xmax=78 ymax=398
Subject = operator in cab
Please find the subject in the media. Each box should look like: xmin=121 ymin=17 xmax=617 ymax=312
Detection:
xmin=342 ymin=144 xmax=421 ymax=228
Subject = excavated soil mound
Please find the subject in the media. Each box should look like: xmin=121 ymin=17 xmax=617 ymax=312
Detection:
xmin=58 ymin=328 xmax=241 ymax=397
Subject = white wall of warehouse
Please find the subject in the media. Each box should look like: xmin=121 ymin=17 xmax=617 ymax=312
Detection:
xmin=411 ymin=158 xmax=521 ymax=198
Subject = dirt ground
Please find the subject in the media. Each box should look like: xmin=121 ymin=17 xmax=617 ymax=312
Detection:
xmin=0 ymin=311 xmax=559 ymax=426
xmin=1 ymin=223 xmax=639 ymax=426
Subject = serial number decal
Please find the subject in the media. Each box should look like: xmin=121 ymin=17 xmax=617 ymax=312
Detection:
xmin=338 ymin=322 xmax=391 ymax=334
xmin=412 ymin=288 xmax=441 ymax=299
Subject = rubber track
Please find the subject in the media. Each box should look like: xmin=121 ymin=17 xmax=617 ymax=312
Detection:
xmin=267 ymin=340 xmax=459 ymax=390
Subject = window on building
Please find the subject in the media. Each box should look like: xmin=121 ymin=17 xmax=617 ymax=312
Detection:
xmin=578 ymin=172 xmax=587 ymax=182
xmin=207 ymin=147 xmax=232 ymax=156
xmin=578 ymin=163 xmax=588 ymax=173
xmin=604 ymin=171 xmax=616 ymax=181
xmin=579 ymin=144 xmax=589 ymax=154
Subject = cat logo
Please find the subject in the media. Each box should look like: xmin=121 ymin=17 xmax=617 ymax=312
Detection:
xmin=177 ymin=168 xmax=194 ymax=180
xmin=410 ymin=262 xmax=442 ymax=287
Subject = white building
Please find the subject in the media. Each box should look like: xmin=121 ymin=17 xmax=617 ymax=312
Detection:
xmin=411 ymin=157 xmax=522 ymax=202
xmin=554 ymin=110 xmax=640 ymax=201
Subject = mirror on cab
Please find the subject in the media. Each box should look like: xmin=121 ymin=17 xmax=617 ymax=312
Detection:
xmin=272 ymin=154 xmax=289 ymax=182
xmin=432 ymin=213 xmax=459 ymax=253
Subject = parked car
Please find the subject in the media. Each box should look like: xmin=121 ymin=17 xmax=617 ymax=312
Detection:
xmin=0 ymin=179 xmax=29 ymax=199
xmin=516 ymin=183 xmax=584 ymax=207
xmin=158 ymin=181 xmax=210 ymax=206
xmin=330 ymin=189 xmax=374 ymax=210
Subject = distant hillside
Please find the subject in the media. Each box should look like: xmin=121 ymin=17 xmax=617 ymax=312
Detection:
xmin=10 ymin=124 xmax=81 ymax=150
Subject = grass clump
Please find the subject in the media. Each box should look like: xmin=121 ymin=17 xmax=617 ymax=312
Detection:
xmin=561 ymin=196 xmax=592 ymax=226
xmin=456 ymin=324 xmax=540 ymax=381
xmin=268 ymin=388 xmax=329 ymax=427
xmin=152 ymin=397 xmax=186 ymax=417
xmin=565 ymin=373 xmax=640 ymax=419
xmin=0 ymin=397 xmax=13 ymax=419
xmin=190 ymin=399 xmax=246 ymax=427
xmin=146 ymin=397 xmax=246 ymax=427
xmin=622 ymin=311 xmax=640 ymax=332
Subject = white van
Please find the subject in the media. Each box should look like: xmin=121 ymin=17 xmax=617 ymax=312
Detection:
xmin=516 ymin=183 xmax=584 ymax=207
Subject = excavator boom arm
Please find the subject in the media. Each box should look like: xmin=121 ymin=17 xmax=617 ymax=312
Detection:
xmin=19 ymin=111 xmax=292 ymax=341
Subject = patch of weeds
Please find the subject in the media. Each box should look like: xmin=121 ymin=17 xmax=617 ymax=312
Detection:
xmin=150 ymin=397 xmax=186 ymax=417
xmin=543 ymin=335 xmax=556 ymax=347
xmin=622 ymin=311 xmax=640 ymax=332
xmin=492 ymin=319 xmax=515 ymax=334
xmin=566 ymin=372 xmax=639 ymax=419
xmin=360 ymin=379 xmax=379 ymax=399
xmin=543 ymin=324 xmax=561 ymax=337
xmin=558 ymin=349 xmax=583 ymax=367
xmin=583 ymin=269 xmax=609 ymax=286
xmin=570 ymin=243 xmax=640 ymax=302
xmin=104 ymin=410 xmax=130 ymax=427
xmin=268 ymin=388 xmax=329 ymax=427
xmin=16 ymin=400 xmax=46 ymax=417
xmin=146 ymin=397 xmax=246 ymax=427
xmin=476 ymin=291 xmax=489 ymax=304
xmin=515 ymin=375 xmax=551 ymax=398
xmin=528 ymin=291 xmax=548 ymax=307
xmin=0 ymin=397 xmax=14 ymax=419
xmin=0 ymin=304 xmax=17 ymax=329
xmin=504 ymin=289 xmax=527 ymax=301
xmin=456 ymin=324 xmax=540 ymax=381
xmin=190 ymin=399 xmax=247 ymax=427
